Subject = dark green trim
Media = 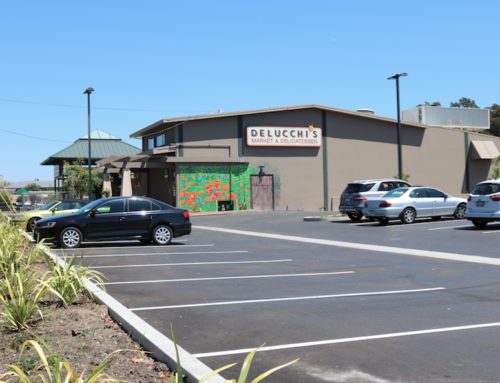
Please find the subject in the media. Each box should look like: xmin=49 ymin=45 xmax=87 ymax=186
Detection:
xmin=238 ymin=116 xmax=243 ymax=157
xmin=178 ymin=123 xmax=184 ymax=157
xmin=322 ymin=111 xmax=329 ymax=210
xmin=464 ymin=132 xmax=470 ymax=193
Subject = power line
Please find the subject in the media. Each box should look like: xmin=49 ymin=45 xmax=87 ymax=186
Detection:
xmin=0 ymin=127 xmax=73 ymax=143
xmin=0 ymin=98 xmax=209 ymax=113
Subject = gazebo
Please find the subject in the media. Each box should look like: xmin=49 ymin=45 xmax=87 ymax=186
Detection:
xmin=40 ymin=130 xmax=141 ymax=198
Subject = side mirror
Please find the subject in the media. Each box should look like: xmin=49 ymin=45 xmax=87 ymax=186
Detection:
xmin=50 ymin=207 xmax=57 ymax=212
xmin=90 ymin=210 xmax=99 ymax=216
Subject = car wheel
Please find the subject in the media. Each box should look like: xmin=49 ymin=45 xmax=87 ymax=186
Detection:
xmin=28 ymin=218 xmax=39 ymax=232
xmin=453 ymin=204 xmax=467 ymax=220
xmin=59 ymin=227 xmax=83 ymax=249
xmin=347 ymin=213 xmax=363 ymax=222
xmin=152 ymin=225 xmax=173 ymax=245
xmin=377 ymin=218 xmax=390 ymax=225
xmin=472 ymin=220 xmax=488 ymax=228
xmin=401 ymin=208 xmax=416 ymax=224
xmin=431 ymin=216 xmax=441 ymax=221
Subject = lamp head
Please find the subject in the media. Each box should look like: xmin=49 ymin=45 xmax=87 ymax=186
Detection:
xmin=83 ymin=88 xmax=95 ymax=94
xmin=387 ymin=73 xmax=408 ymax=80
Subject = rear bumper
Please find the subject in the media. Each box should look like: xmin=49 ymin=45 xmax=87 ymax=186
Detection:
xmin=466 ymin=212 xmax=500 ymax=222
xmin=363 ymin=207 xmax=403 ymax=218
xmin=339 ymin=205 xmax=363 ymax=214
xmin=173 ymin=223 xmax=191 ymax=237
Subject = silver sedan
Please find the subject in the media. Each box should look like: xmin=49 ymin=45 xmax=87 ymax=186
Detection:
xmin=362 ymin=187 xmax=467 ymax=225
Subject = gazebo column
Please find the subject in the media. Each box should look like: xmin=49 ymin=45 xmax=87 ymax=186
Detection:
xmin=102 ymin=174 xmax=112 ymax=197
xmin=120 ymin=169 xmax=132 ymax=196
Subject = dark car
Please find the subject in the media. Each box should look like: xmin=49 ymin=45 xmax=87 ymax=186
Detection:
xmin=33 ymin=196 xmax=191 ymax=248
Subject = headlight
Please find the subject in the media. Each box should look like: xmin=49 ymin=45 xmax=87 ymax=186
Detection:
xmin=14 ymin=215 xmax=24 ymax=219
xmin=39 ymin=222 xmax=56 ymax=228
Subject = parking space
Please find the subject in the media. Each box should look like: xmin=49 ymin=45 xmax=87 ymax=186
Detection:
xmin=53 ymin=212 xmax=500 ymax=382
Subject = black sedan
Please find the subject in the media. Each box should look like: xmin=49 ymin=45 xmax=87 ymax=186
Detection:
xmin=34 ymin=196 xmax=191 ymax=248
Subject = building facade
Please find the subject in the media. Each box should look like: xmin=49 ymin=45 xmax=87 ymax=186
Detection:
xmin=97 ymin=104 xmax=500 ymax=212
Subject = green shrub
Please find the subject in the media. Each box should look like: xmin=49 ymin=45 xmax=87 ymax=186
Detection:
xmin=41 ymin=253 xmax=106 ymax=306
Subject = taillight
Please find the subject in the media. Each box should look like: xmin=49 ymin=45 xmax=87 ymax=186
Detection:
xmin=379 ymin=202 xmax=392 ymax=208
xmin=353 ymin=195 xmax=367 ymax=202
xmin=340 ymin=196 xmax=343 ymax=202
xmin=183 ymin=211 xmax=190 ymax=219
xmin=490 ymin=194 xmax=500 ymax=201
xmin=467 ymin=195 xmax=472 ymax=202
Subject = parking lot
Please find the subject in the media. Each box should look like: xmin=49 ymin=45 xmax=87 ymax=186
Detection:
xmin=55 ymin=212 xmax=500 ymax=382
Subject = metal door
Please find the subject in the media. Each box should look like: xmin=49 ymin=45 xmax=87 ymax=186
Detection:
xmin=251 ymin=175 xmax=274 ymax=211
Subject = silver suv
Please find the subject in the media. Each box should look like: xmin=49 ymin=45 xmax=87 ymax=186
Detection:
xmin=466 ymin=179 xmax=500 ymax=228
xmin=339 ymin=178 xmax=412 ymax=221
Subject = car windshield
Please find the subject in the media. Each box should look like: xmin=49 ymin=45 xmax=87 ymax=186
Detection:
xmin=472 ymin=183 xmax=500 ymax=195
xmin=40 ymin=201 xmax=59 ymax=211
xmin=343 ymin=183 xmax=375 ymax=193
xmin=383 ymin=188 xmax=409 ymax=198
xmin=74 ymin=200 xmax=100 ymax=214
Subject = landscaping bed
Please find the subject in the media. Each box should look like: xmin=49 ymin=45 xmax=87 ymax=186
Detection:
xmin=0 ymin=213 xmax=173 ymax=382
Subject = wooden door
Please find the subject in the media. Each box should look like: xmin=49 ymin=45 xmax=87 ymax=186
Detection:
xmin=250 ymin=175 xmax=274 ymax=211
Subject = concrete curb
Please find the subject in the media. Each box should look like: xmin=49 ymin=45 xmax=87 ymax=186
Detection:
xmin=27 ymin=234 xmax=225 ymax=383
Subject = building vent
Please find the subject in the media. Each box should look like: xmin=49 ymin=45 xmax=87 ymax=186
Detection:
xmin=357 ymin=109 xmax=374 ymax=114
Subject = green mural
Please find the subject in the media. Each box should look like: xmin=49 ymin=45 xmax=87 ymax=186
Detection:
xmin=179 ymin=164 xmax=255 ymax=212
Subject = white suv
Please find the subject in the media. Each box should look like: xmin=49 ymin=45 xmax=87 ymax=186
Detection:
xmin=466 ymin=179 xmax=500 ymax=228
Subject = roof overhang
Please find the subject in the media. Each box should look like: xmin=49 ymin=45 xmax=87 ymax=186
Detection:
xmin=130 ymin=104 xmax=428 ymax=139
xmin=470 ymin=141 xmax=500 ymax=159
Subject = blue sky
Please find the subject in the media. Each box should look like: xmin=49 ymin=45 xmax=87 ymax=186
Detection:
xmin=1 ymin=0 xmax=498 ymax=182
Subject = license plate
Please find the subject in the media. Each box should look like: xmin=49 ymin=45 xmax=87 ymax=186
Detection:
xmin=476 ymin=201 xmax=485 ymax=207
xmin=368 ymin=210 xmax=375 ymax=215
xmin=344 ymin=197 xmax=351 ymax=202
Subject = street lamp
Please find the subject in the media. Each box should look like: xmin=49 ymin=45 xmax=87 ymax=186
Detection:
xmin=387 ymin=73 xmax=407 ymax=180
xmin=83 ymin=87 xmax=94 ymax=200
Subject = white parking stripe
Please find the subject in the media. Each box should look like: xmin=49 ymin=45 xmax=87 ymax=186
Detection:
xmin=91 ymin=259 xmax=291 ymax=269
xmin=104 ymin=271 xmax=354 ymax=285
xmin=130 ymin=287 xmax=445 ymax=311
xmin=53 ymin=243 xmax=205 ymax=251
xmin=193 ymin=321 xmax=500 ymax=358
xmin=81 ymin=250 xmax=248 ymax=258
xmin=483 ymin=230 xmax=500 ymax=234
xmin=428 ymin=224 xmax=472 ymax=231
xmin=195 ymin=226 xmax=500 ymax=266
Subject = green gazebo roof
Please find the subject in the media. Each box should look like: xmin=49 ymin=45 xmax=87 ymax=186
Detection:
xmin=13 ymin=189 xmax=31 ymax=195
xmin=41 ymin=129 xmax=141 ymax=166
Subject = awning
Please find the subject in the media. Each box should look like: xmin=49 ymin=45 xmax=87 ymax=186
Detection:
xmin=470 ymin=141 xmax=500 ymax=160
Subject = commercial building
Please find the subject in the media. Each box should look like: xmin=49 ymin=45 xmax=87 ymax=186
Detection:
xmin=97 ymin=104 xmax=500 ymax=211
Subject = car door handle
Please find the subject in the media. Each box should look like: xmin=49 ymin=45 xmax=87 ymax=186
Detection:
xmin=120 ymin=217 xmax=126 ymax=221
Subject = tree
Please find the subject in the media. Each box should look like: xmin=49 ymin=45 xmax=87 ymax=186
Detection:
xmin=25 ymin=183 xmax=42 ymax=191
xmin=450 ymin=97 xmax=479 ymax=108
xmin=417 ymin=101 xmax=441 ymax=107
xmin=62 ymin=157 xmax=102 ymax=199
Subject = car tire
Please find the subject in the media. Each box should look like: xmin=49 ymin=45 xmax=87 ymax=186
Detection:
xmin=472 ymin=219 xmax=488 ymax=228
xmin=347 ymin=213 xmax=363 ymax=222
xmin=152 ymin=225 xmax=173 ymax=245
xmin=377 ymin=218 xmax=390 ymax=225
xmin=28 ymin=218 xmax=39 ymax=232
xmin=453 ymin=204 xmax=467 ymax=220
xmin=59 ymin=227 xmax=83 ymax=249
xmin=401 ymin=208 xmax=416 ymax=224
xmin=431 ymin=216 xmax=441 ymax=221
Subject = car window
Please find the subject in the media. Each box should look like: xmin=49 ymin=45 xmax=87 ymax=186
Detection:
xmin=129 ymin=199 xmax=152 ymax=212
xmin=378 ymin=182 xmax=394 ymax=192
xmin=409 ymin=188 xmax=428 ymax=198
xmin=383 ymin=188 xmax=408 ymax=198
xmin=40 ymin=201 xmax=59 ymax=211
xmin=56 ymin=202 xmax=78 ymax=210
xmin=396 ymin=182 xmax=411 ymax=188
xmin=343 ymin=184 xmax=371 ymax=193
xmin=96 ymin=199 xmax=125 ymax=214
xmin=472 ymin=183 xmax=500 ymax=195
xmin=426 ymin=188 xmax=446 ymax=198
xmin=151 ymin=203 xmax=161 ymax=211
xmin=75 ymin=202 xmax=87 ymax=208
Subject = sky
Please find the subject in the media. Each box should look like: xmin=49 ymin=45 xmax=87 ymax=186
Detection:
xmin=1 ymin=0 xmax=499 ymax=183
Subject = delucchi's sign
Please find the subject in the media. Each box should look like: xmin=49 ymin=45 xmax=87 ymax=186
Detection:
xmin=246 ymin=126 xmax=322 ymax=147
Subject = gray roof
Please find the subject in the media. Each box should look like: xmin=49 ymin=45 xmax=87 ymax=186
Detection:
xmin=41 ymin=129 xmax=141 ymax=166
xmin=7 ymin=180 xmax=54 ymax=189
xmin=130 ymin=103 xmax=428 ymax=138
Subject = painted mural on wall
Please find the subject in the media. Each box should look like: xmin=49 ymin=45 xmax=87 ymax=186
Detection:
xmin=179 ymin=164 xmax=255 ymax=212
xmin=253 ymin=162 xmax=281 ymax=208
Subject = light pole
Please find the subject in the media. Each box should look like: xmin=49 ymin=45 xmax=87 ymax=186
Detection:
xmin=387 ymin=73 xmax=407 ymax=180
xmin=83 ymin=87 xmax=94 ymax=200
